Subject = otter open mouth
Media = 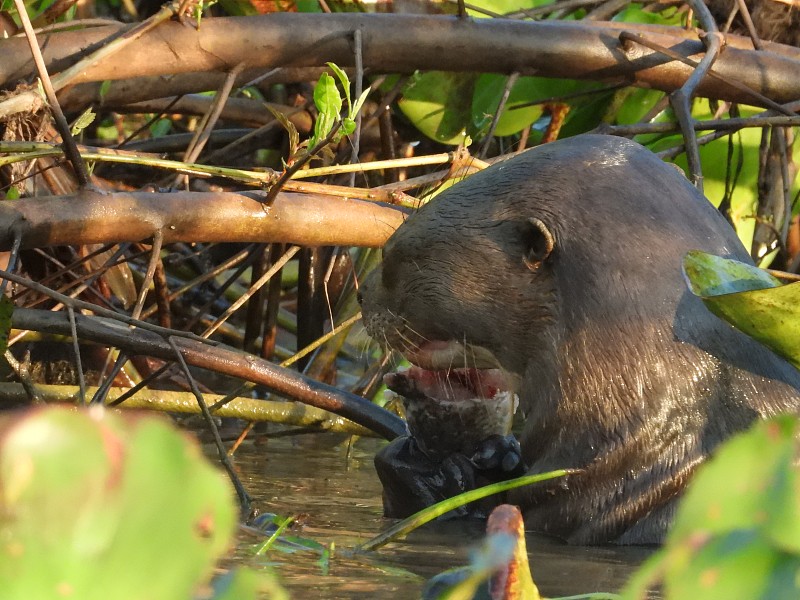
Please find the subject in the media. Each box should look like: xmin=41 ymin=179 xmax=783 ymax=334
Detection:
xmin=384 ymin=341 xmax=518 ymax=457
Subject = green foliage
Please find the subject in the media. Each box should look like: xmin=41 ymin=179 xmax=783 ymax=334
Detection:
xmin=0 ymin=407 xmax=250 ymax=600
xmin=683 ymin=250 xmax=800 ymax=370
xmin=290 ymin=62 xmax=370 ymax=161
xmin=622 ymin=416 xmax=800 ymax=599
xmin=70 ymin=107 xmax=96 ymax=136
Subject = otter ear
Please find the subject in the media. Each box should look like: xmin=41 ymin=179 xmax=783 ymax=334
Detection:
xmin=523 ymin=217 xmax=555 ymax=271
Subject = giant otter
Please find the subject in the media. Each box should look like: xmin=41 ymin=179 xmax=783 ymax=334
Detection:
xmin=359 ymin=134 xmax=800 ymax=545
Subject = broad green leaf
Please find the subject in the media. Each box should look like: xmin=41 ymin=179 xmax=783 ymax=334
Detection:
xmin=398 ymin=72 xmax=477 ymax=145
xmin=682 ymin=250 xmax=781 ymax=296
xmin=667 ymin=531 xmax=800 ymax=600
xmin=622 ymin=417 xmax=800 ymax=599
xmin=0 ymin=407 xmax=237 ymax=600
xmin=683 ymin=251 xmax=800 ymax=369
xmin=612 ymin=3 xmax=682 ymax=25
xmin=471 ymin=74 xmax=545 ymax=138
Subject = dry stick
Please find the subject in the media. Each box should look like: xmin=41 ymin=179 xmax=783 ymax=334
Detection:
xmin=0 ymin=234 xmax=22 ymax=298
xmin=168 ymin=336 xmax=251 ymax=512
xmin=654 ymin=99 xmax=800 ymax=159
xmin=92 ymin=233 xmax=166 ymax=407
xmin=617 ymin=31 xmax=800 ymax=117
xmin=734 ymin=0 xmax=763 ymax=50
xmin=202 ymin=107 xmax=302 ymax=164
xmin=597 ymin=114 xmax=800 ymax=136
xmin=348 ymin=28 xmax=364 ymax=188
xmin=49 ymin=3 xmax=178 ymax=92
xmin=12 ymin=308 xmax=407 ymax=439
xmin=208 ymin=309 xmax=363 ymax=414
xmin=0 ymin=269 xmax=210 ymax=343
xmin=479 ymin=72 xmax=520 ymax=159
xmin=67 ymin=306 xmax=86 ymax=405
xmin=151 ymin=259 xmax=171 ymax=329
xmin=140 ymin=245 xmax=252 ymax=320
xmin=176 ymin=63 xmax=245 ymax=187
xmin=667 ymin=0 xmax=722 ymax=192
xmin=203 ymin=245 xmax=300 ymax=338
xmin=263 ymin=121 xmax=343 ymax=206
xmin=4 ymin=350 xmax=43 ymax=403
xmin=132 ymin=231 xmax=163 ymax=321
xmin=12 ymin=0 xmax=90 ymax=187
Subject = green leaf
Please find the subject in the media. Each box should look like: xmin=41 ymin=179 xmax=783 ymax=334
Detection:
xmin=70 ymin=108 xmax=96 ymax=136
xmin=622 ymin=417 xmax=800 ymax=599
xmin=351 ymin=88 xmax=370 ymax=120
xmin=341 ymin=117 xmax=356 ymax=136
xmin=0 ymin=407 xmax=237 ymax=600
xmin=326 ymin=62 xmax=352 ymax=112
xmin=398 ymin=72 xmax=477 ymax=145
xmin=99 ymin=80 xmax=112 ymax=100
xmin=313 ymin=72 xmax=343 ymax=119
xmin=682 ymin=250 xmax=781 ymax=296
xmin=683 ymin=251 xmax=800 ymax=369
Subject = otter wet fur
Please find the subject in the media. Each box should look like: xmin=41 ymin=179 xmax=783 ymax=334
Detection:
xmin=358 ymin=134 xmax=800 ymax=545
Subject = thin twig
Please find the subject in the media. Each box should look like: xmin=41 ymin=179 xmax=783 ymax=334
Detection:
xmin=13 ymin=0 xmax=91 ymax=186
xmin=479 ymin=72 xmax=519 ymax=158
xmin=176 ymin=63 xmax=245 ymax=187
xmin=348 ymin=28 xmax=364 ymax=188
xmin=203 ymin=245 xmax=301 ymax=338
xmin=0 ymin=269 xmax=212 ymax=344
xmin=617 ymin=33 xmax=796 ymax=118
xmin=734 ymin=0 xmax=763 ymax=50
xmin=168 ymin=336 xmax=251 ymax=513
xmin=67 ymin=306 xmax=87 ymax=406
xmin=263 ymin=120 xmax=343 ymax=206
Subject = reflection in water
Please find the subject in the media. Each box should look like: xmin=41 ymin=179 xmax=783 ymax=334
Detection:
xmin=228 ymin=437 xmax=657 ymax=599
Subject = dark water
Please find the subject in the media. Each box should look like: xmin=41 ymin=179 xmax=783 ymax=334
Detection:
xmin=229 ymin=436 xmax=655 ymax=599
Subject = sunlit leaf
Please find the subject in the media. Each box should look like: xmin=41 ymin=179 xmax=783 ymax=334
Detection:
xmin=313 ymin=72 xmax=342 ymax=120
xmin=398 ymin=72 xmax=477 ymax=145
xmin=0 ymin=407 xmax=237 ymax=600
xmin=621 ymin=417 xmax=800 ymax=600
xmin=326 ymin=62 xmax=352 ymax=111
xmin=683 ymin=251 xmax=800 ymax=369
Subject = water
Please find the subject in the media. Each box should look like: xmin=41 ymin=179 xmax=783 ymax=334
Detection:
xmin=229 ymin=436 xmax=656 ymax=598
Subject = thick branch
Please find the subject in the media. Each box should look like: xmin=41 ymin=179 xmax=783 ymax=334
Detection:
xmin=11 ymin=308 xmax=407 ymax=440
xmin=2 ymin=15 xmax=800 ymax=107
xmin=0 ymin=189 xmax=408 ymax=250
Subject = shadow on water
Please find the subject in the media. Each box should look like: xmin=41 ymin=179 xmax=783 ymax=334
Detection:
xmin=227 ymin=437 xmax=657 ymax=599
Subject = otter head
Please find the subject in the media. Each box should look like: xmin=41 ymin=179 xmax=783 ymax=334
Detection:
xmin=359 ymin=135 xmax=738 ymax=432
xmin=358 ymin=151 xmax=569 ymax=411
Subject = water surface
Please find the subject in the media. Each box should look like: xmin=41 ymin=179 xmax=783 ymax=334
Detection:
xmin=230 ymin=436 xmax=656 ymax=598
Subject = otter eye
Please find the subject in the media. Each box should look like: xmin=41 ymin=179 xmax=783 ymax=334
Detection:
xmin=523 ymin=217 xmax=555 ymax=271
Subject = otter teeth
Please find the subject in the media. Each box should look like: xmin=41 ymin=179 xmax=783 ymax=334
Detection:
xmin=408 ymin=340 xmax=499 ymax=370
